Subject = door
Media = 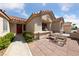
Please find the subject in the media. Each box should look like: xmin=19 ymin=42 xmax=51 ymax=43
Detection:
xmin=17 ymin=24 xmax=22 ymax=34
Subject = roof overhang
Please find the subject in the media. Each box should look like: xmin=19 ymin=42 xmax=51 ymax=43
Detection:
xmin=0 ymin=10 xmax=10 ymax=21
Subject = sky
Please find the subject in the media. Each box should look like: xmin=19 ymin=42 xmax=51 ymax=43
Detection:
xmin=0 ymin=3 xmax=79 ymax=27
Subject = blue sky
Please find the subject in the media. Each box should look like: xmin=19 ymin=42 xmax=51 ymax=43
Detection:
xmin=0 ymin=3 xmax=79 ymax=27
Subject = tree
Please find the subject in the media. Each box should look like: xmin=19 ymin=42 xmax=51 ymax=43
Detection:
xmin=72 ymin=24 xmax=78 ymax=30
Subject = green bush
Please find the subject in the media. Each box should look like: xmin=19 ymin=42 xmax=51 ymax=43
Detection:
xmin=23 ymin=32 xmax=34 ymax=43
xmin=0 ymin=37 xmax=11 ymax=49
xmin=0 ymin=32 xmax=14 ymax=50
xmin=4 ymin=32 xmax=14 ymax=42
xmin=0 ymin=37 xmax=4 ymax=49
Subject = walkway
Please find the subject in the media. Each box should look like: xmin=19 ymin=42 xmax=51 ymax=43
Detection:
xmin=3 ymin=34 xmax=32 ymax=56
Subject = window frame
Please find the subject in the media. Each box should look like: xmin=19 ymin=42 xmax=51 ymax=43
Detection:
xmin=3 ymin=18 xmax=8 ymax=32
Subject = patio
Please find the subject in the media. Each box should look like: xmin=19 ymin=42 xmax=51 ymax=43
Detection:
xmin=28 ymin=37 xmax=79 ymax=56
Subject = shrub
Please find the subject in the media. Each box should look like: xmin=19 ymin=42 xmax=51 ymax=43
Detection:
xmin=4 ymin=32 xmax=14 ymax=42
xmin=0 ymin=37 xmax=11 ymax=50
xmin=0 ymin=32 xmax=14 ymax=50
xmin=23 ymin=32 xmax=34 ymax=43
xmin=0 ymin=37 xmax=4 ymax=49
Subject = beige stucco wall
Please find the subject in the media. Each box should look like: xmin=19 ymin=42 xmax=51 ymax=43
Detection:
xmin=34 ymin=17 xmax=42 ymax=32
xmin=42 ymin=14 xmax=52 ymax=31
xmin=0 ymin=17 xmax=10 ymax=36
xmin=0 ymin=17 xmax=3 ymax=34
xmin=51 ymin=22 xmax=61 ymax=32
xmin=26 ymin=20 xmax=34 ymax=33
xmin=10 ymin=23 xmax=16 ymax=34
xmin=42 ymin=14 xmax=52 ymax=23
xmin=63 ymin=23 xmax=72 ymax=33
xmin=47 ymin=23 xmax=52 ymax=31
xmin=26 ymin=17 xmax=42 ymax=33
xmin=26 ymin=14 xmax=53 ymax=33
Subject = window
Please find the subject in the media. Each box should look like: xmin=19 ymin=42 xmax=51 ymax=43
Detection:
xmin=3 ymin=18 xmax=8 ymax=32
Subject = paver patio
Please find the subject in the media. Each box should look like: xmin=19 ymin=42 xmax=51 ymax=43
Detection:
xmin=28 ymin=38 xmax=79 ymax=56
xmin=3 ymin=34 xmax=32 ymax=56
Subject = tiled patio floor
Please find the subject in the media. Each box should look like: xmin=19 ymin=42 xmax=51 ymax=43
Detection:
xmin=28 ymin=38 xmax=79 ymax=56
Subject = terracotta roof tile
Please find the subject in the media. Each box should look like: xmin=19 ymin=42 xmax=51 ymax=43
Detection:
xmin=9 ymin=16 xmax=27 ymax=23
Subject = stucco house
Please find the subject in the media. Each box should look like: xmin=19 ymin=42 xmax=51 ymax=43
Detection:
xmin=26 ymin=10 xmax=64 ymax=38
xmin=0 ymin=9 xmax=26 ymax=36
xmin=0 ymin=9 xmax=64 ymax=39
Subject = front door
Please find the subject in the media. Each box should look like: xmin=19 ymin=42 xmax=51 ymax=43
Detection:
xmin=17 ymin=24 xmax=22 ymax=34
